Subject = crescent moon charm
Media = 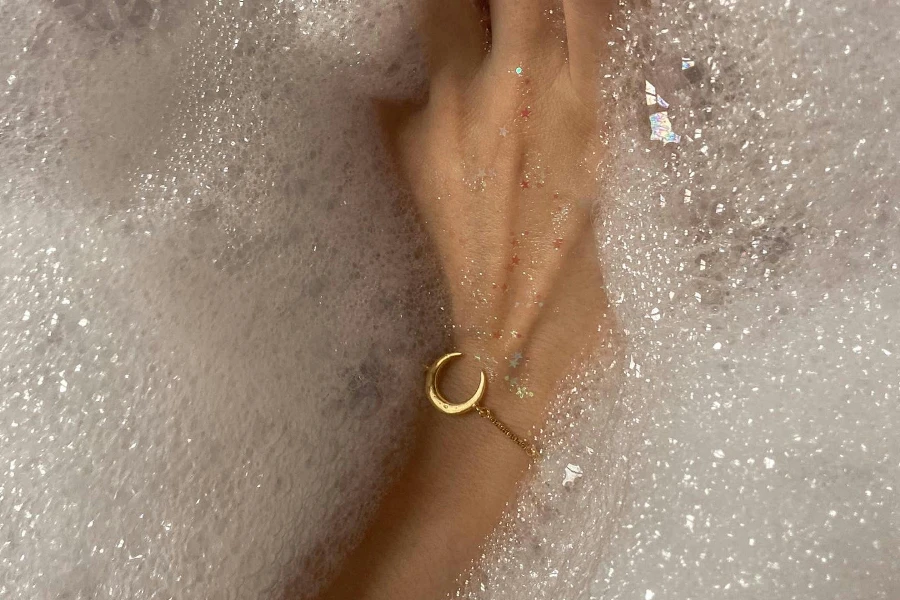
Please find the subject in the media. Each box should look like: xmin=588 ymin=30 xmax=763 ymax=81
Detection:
xmin=425 ymin=352 xmax=486 ymax=415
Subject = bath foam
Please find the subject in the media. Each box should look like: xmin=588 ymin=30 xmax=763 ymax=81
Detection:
xmin=1 ymin=1 xmax=898 ymax=600
xmin=2 ymin=1 xmax=434 ymax=598
xmin=460 ymin=0 xmax=900 ymax=597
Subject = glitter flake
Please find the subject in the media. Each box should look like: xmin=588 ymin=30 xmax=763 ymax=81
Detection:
xmin=563 ymin=463 xmax=584 ymax=486
xmin=649 ymin=112 xmax=681 ymax=144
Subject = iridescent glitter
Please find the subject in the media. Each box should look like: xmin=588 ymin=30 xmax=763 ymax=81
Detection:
xmin=649 ymin=111 xmax=681 ymax=144
xmin=645 ymin=80 xmax=658 ymax=105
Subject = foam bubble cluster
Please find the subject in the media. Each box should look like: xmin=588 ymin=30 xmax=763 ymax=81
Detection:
xmin=1 ymin=0 xmax=898 ymax=598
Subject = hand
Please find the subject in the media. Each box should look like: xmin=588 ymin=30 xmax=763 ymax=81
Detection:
xmin=380 ymin=0 xmax=617 ymax=432
xmin=313 ymin=3 xmax=618 ymax=598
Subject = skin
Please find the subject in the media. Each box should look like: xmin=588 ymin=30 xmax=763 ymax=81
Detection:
xmin=313 ymin=0 xmax=617 ymax=597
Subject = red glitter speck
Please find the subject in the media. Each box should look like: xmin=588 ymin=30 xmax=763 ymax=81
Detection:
xmin=520 ymin=107 xmax=531 ymax=118
xmin=492 ymin=330 xmax=502 ymax=339
xmin=553 ymin=238 xmax=563 ymax=250
xmin=521 ymin=180 xmax=530 ymax=189
xmin=511 ymin=255 xmax=520 ymax=266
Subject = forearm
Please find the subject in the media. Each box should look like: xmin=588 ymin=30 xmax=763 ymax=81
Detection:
xmin=315 ymin=242 xmax=609 ymax=598
xmin=315 ymin=383 xmax=532 ymax=600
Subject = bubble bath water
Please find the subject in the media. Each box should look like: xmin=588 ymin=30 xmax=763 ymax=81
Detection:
xmin=1 ymin=1 xmax=898 ymax=599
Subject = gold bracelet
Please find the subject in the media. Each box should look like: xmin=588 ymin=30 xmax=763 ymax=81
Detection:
xmin=425 ymin=352 xmax=538 ymax=459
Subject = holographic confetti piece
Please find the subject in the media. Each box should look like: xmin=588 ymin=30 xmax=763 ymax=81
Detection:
xmin=499 ymin=127 xmax=509 ymax=137
xmin=646 ymin=81 xmax=671 ymax=109
xmin=515 ymin=66 xmax=523 ymax=76
xmin=645 ymin=80 xmax=657 ymax=105
xmin=509 ymin=351 xmax=523 ymax=368
xmin=682 ymin=57 xmax=695 ymax=70
xmin=649 ymin=112 xmax=681 ymax=144
xmin=562 ymin=463 xmax=584 ymax=486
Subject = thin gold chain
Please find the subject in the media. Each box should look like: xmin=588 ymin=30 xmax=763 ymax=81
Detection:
xmin=425 ymin=352 xmax=539 ymax=460
xmin=475 ymin=405 xmax=538 ymax=459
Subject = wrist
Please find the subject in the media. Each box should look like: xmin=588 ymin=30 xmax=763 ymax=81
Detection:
xmin=429 ymin=343 xmax=555 ymax=437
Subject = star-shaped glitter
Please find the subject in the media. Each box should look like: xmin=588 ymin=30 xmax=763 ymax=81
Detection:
xmin=515 ymin=385 xmax=534 ymax=399
xmin=511 ymin=255 xmax=520 ymax=266
xmin=499 ymin=127 xmax=509 ymax=137
xmin=520 ymin=107 xmax=532 ymax=119
xmin=521 ymin=180 xmax=530 ymax=189
xmin=509 ymin=351 xmax=523 ymax=368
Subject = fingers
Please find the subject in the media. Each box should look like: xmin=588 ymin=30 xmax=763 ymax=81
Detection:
xmin=562 ymin=0 xmax=616 ymax=98
xmin=489 ymin=0 xmax=562 ymax=62
xmin=418 ymin=0 xmax=488 ymax=78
